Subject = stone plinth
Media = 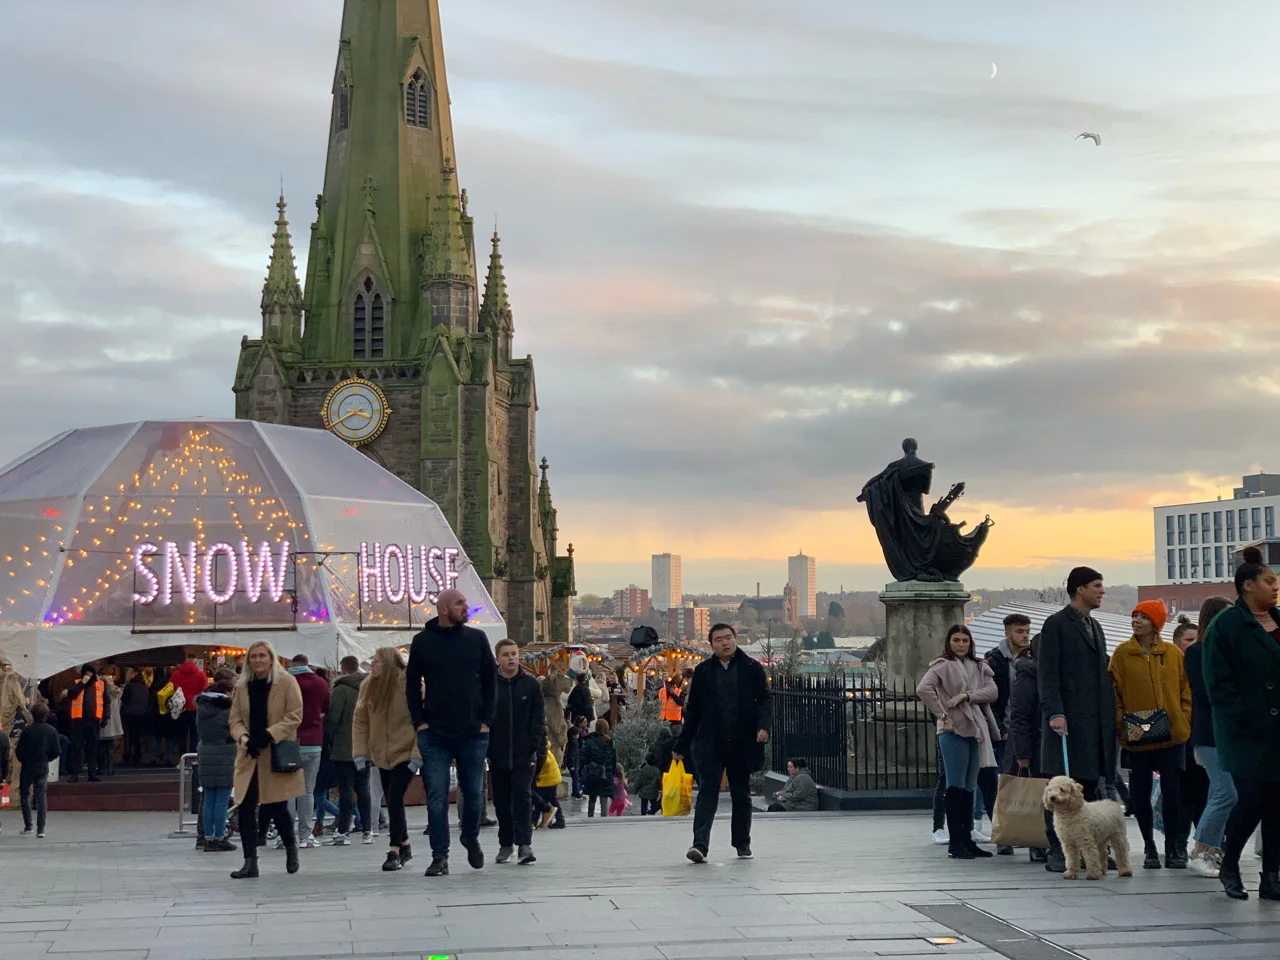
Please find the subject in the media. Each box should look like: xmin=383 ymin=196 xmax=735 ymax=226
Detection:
xmin=879 ymin=580 xmax=971 ymax=688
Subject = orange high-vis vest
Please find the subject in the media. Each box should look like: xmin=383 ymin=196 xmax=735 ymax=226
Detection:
xmin=69 ymin=679 xmax=105 ymax=721
xmin=659 ymin=685 xmax=682 ymax=722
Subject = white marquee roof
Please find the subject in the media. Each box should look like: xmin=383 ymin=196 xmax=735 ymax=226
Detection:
xmin=967 ymin=601 xmax=1134 ymax=658
xmin=0 ymin=420 xmax=504 ymax=678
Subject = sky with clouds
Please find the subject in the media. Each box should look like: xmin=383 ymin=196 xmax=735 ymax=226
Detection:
xmin=3 ymin=0 xmax=1278 ymax=596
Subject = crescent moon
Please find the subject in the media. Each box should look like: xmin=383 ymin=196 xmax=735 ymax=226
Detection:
xmin=990 ymin=62 xmax=998 ymax=79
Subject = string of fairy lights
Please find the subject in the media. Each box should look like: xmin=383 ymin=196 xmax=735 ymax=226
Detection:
xmin=3 ymin=426 xmax=443 ymax=632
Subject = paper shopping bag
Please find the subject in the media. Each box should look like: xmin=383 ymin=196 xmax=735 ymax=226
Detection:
xmin=990 ymin=773 xmax=1049 ymax=848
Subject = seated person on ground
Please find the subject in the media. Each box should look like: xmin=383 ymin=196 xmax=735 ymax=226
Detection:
xmin=767 ymin=757 xmax=819 ymax=812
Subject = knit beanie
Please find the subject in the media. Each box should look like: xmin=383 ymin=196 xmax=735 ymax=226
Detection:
xmin=1131 ymin=599 xmax=1167 ymax=635
xmin=1066 ymin=566 xmax=1103 ymax=597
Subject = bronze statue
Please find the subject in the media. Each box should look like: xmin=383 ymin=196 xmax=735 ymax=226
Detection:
xmin=857 ymin=438 xmax=993 ymax=582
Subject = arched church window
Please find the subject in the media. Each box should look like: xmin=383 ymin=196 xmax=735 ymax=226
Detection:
xmin=337 ymin=74 xmax=350 ymax=132
xmin=353 ymin=293 xmax=367 ymax=359
xmin=405 ymin=69 xmax=431 ymax=129
xmin=371 ymin=294 xmax=385 ymax=359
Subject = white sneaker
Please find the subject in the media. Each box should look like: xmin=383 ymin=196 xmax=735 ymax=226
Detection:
xmin=1187 ymin=854 xmax=1220 ymax=878
xmin=324 ymin=834 xmax=350 ymax=847
xmin=972 ymin=821 xmax=992 ymax=844
xmin=362 ymin=833 xmax=374 ymax=845
xmin=300 ymin=836 xmax=319 ymax=849
xmin=932 ymin=828 xmax=948 ymax=845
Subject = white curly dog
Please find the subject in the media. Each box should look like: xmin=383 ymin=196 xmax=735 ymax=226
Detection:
xmin=1042 ymin=776 xmax=1133 ymax=881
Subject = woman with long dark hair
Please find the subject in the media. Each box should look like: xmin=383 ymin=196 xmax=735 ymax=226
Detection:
xmin=1184 ymin=596 xmax=1234 ymax=878
xmin=228 ymin=640 xmax=304 ymax=880
xmin=1203 ymin=547 xmax=1280 ymax=900
xmin=352 ymin=647 xmax=418 ymax=872
xmin=916 ymin=624 xmax=999 ymax=860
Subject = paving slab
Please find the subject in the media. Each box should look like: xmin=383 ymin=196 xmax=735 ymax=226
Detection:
xmin=0 ymin=808 xmax=1276 ymax=959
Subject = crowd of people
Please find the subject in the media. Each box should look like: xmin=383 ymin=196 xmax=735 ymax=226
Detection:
xmin=917 ymin=553 xmax=1280 ymax=902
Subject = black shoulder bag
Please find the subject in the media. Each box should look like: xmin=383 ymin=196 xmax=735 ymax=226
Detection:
xmin=270 ymin=738 xmax=303 ymax=774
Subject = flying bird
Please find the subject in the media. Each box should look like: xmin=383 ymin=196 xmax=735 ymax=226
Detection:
xmin=1076 ymin=132 xmax=1101 ymax=146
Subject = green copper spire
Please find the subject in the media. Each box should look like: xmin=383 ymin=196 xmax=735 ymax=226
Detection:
xmin=261 ymin=192 xmax=302 ymax=350
xmin=302 ymin=0 xmax=468 ymax=360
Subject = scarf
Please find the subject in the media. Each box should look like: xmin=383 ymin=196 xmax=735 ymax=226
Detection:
xmin=248 ymin=677 xmax=270 ymax=743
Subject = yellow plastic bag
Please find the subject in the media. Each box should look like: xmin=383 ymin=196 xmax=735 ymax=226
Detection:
xmin=662 ymin=759 xmax=693 ymax=817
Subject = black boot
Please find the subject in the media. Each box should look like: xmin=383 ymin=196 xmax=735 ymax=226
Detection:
xmin=1164 ymin=836 xmax=1187 ymax=870
xmin=944 ymin=788 xmax=974 ymax=860
xmin=1143 ymin=839 xmax=1162 ymax=869
xmin=963 ymin=791 xmax=993 ymax=858
xmin=398 ymin=843 xmax=412 ymax=866
xmin=1045 ymin=811 xmax=1066 ymax=874
xmin=230 ymin=856 xmax=259 ymax=880
xmin=1220 ymin=859 xmax=1248 ymax=900
xmin=278 ymin=817 xmax=300 ymax=875
xmin=1259 ymin=872 xmax=1280 ymax=901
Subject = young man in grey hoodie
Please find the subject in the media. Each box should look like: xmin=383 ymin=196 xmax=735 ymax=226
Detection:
xmin=982 ymin=613 xmax=1032 ymax=853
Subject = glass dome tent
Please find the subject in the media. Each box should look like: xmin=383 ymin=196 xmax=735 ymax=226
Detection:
xmin=0 ymin=419 xmax=504 ymax=678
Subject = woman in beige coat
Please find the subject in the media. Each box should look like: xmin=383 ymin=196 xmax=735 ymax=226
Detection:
xmin=0 ymin=653 xmax=32 ymax=786
xmin=352 ymin=647 xmax=420 ymax=872
xmin=228 ymin=640 xmax=304 ymax=879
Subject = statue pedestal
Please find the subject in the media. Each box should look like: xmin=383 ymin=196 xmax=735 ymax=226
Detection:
xmin=879 ymin=580 xmax=971 ymax=688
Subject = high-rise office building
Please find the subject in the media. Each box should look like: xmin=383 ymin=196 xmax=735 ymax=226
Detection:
xmin=787 ymin=552 xmax=817 ymax=620
xmin=652 ymin=553 xmax=682 ymax=611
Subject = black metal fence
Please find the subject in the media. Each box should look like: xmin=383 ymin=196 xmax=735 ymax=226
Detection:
xmin=770 ymin=672 xmax=937 ymax=795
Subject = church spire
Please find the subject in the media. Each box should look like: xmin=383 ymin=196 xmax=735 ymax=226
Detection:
xmin=302 ymin=0 xmax=469 ymax=359
xmin=261 ymin=192 xmax=302 ymax=351
xmin=479 ymin=230 xmax=514 ymax=365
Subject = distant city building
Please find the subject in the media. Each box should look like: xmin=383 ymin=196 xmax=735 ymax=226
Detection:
xmin=787 ymin=552 xmax=816 ymax=619
xmin=652 ymin=553 xmax=682 ymax=611
xmin=782 ymin=583 xmax=800 ymax=628
xmin=612 ymin=584 xmax=649 ymax=619
xmin=1153 ymin=473 xmax=1279 ymax=585
xmin=667 ymin=603 xmax=710 ymax=643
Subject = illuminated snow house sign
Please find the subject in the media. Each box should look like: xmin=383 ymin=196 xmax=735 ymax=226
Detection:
xmin=0 ymin=420 xmax=505 ymax=679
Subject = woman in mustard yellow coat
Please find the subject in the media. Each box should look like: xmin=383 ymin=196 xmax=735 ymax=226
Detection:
xmin=229 ymin=640 xmax=304 ymax=879
xmin=1110 ymin=600 xmax=1192 ymax=870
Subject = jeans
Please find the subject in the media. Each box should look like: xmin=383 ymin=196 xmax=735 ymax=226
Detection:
xmin=937 ymin=733 xmax=980 ymax=792
xmin=378 ymin=762 xmax=414 ymax=849
xmin=333 ymin=760 xmax=371 ymax=837
xmin=1127 ymin=747 xmax=1183 ymax=848
xmin=1193 ymin=746 xmax=1237 ymax=850
xmin=491 ymin=765 xmax=534 ymax=848
xmin=314 ymin=791 xmax=340 ymax=827
xmin=201 ymin=785 xmax=232 ymax=839
xmin=418 ymin=729 xmax=489 ymax=861
xmin=368 ymin=762 xmax=384 ymax=825
xmin=691 ymin=744 xmax=753 ymax=853
xmin=287 ymin=751 xmax=322 ymax=838
xmin=570 ymin=763 xmax=582 ymax=797
xmin=1222 ymin=775 xmax=1280 ymax=873
xmin=20 ymin=772 xmax=47 ymax=833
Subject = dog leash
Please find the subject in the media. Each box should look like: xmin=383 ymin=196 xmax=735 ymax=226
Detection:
xmin=1058 ymin=730 xmax=1070 ymax=779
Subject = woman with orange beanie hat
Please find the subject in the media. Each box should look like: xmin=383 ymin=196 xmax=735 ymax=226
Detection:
xmin=1110 ymin=599 xmax=1192 ymax=869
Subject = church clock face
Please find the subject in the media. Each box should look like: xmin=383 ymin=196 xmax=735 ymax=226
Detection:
xmin=322 ymin=379 xmax=391 ymax=447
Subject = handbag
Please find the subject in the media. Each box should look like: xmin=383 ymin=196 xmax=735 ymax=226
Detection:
xmin=1122 ymin=649 xmax=1171 ymax=746
xmin=270 ymin=739 xmax=302 ymax=774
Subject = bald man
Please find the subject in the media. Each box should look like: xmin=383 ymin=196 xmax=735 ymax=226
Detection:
xmin=406 ymin=588 xmax=497 ymax=877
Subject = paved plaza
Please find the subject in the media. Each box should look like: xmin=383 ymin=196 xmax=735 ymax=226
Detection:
xmin=0 ymin=807 xmax=1276 ymax=960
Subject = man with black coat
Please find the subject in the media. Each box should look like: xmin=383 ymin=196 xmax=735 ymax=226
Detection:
xmin=985 ymin=612 xmax=1032 ymax=854
xmin=674 ymin=623 xmax=771 ymax=863
xmin=566 ymin=672 xmax=593 ymax=726
xmin=488 ymin=639 xmax=545 ymax=866
xmin=406 ymin=588 xmax=497 ymax=877
xmin=1037 ymin=567 xmax=1116 ymax=873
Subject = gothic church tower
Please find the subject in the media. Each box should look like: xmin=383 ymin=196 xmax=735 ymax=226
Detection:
xmin=234 ymin=0 xmax=574 ymax=644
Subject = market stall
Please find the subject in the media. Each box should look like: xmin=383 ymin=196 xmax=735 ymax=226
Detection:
xmin=0 ymin=419 xmax=505 ymax=678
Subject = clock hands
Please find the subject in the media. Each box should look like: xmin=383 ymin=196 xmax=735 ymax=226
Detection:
xmin=332 ymin=407 xmax=373 ymax=427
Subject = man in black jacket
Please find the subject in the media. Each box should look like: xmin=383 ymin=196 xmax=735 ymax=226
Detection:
xmin=406 ymin=588 xmax=497 ymax=877
xmin=674 ymin=623 xmax=771 ymax=863
xmin=984 ymin=612 xmax=1032 ymax=854
xmin=14 ymin=701 xmax=61 ymax=837
xmin=566 ymin=673 xmax=593 ymax=726
xmin=489 ymin=639 xmax=545 ymax=866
